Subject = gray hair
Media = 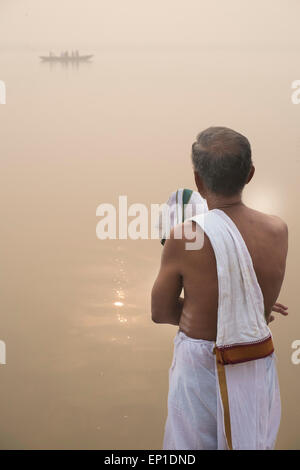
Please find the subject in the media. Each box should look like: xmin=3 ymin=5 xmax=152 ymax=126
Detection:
xmin=191 ymin=126 xmax=252 ymax=196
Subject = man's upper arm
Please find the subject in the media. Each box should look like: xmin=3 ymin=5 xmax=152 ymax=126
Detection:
xmin=151 ymin=230 xmax=183 ymax=323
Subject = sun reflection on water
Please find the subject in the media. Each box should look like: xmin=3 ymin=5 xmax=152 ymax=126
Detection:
xmin=117 ymin=313 xmax=128 ymax=324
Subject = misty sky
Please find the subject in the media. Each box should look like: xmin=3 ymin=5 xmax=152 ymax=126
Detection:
xmin=0 ymin=0 xmax=300 ymax=49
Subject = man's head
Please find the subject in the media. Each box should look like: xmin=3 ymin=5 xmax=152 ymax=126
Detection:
xmin=191 ymin=126 xmax=254 ymax=198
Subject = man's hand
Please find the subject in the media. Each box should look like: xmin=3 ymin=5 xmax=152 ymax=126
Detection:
xmin=268 ymin=302 xmax=289 ymax=323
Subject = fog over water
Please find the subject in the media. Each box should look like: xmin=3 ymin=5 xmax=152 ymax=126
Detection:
xmin=0 ymin=0 xmax=299 ymax=449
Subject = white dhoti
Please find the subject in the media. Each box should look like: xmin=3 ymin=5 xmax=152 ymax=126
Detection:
xmin=163 ymin=331 xmax=281 ymax=450
xmin=163 ymin=332 xmax=217 ymax=450
xmin=162 ymin=205 xmax=282 ymax=450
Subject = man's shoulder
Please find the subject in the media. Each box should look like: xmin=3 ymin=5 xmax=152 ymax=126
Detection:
xmin=249 ymin=207 xmax=288 ymax=238
xmin=163 ymin=221 xmax=207 ymax=254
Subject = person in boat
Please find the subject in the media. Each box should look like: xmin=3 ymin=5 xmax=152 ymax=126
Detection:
xmin=151 ymin=126 xmax=288 ymax=450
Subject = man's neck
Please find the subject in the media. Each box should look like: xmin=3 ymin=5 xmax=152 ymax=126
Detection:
xmin=205 ymin=192 xmax=244 ymax=211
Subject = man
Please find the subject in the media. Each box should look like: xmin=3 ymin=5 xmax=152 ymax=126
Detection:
xmin=151 ymin=127 xmax=288 ymax=450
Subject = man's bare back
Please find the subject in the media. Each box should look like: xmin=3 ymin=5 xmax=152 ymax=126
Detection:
xmin=178 ymin=204 xmax=288 ymax=340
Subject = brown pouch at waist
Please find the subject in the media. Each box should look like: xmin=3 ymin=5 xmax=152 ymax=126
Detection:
xmin=213 ymin=335 xmax=274 ymax=365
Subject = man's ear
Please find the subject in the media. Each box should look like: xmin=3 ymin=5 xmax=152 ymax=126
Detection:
xmin=246 ymin=165 xmax=255 ymax=184
xmin=194 ymin=171 xmax=205 ymax=197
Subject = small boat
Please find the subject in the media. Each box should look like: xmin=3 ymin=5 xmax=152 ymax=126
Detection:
xmin=40 ymin=54 xmax=93 ymax=62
